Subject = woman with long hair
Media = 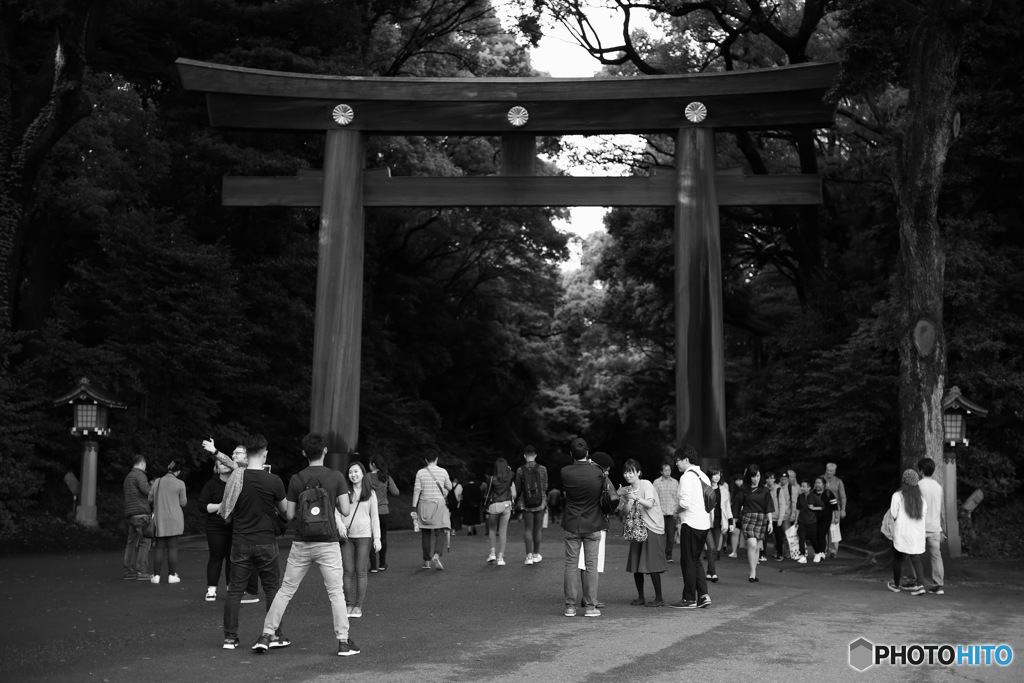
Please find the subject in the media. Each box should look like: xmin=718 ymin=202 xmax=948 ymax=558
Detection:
xmin=618 ymin=460 xmax=668 ymax=606
xmin=732 ymin=464 xmax=775 ymax=582
xmin=197 ymin=450 xmax=259 ymax=602
xmin=148 ymin=459 xmax=187 ymax=584
xmin=367 ymin=455 xmax=399 ymax=572
xmin=887 ymin=469 xmax=928 ymax=595
xmin=340 ymin=461 xmax=381 ymax=618
xmin=484 ymin=457 xmax=517 ymax=566
xmin=726 ymin=473 xmax=744 ymax=558
xmin=703 ymin=466 xmax=731 ymax=582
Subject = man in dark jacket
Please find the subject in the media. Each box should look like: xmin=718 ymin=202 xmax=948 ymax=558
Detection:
xmin=122 ymin=455 xmax=152 ymax=581
xmin=560 ymin=437 xmax=604 ymax=617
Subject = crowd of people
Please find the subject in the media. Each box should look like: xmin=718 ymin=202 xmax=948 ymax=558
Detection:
xmin=121 ymin=435 xmax=945 ymax=656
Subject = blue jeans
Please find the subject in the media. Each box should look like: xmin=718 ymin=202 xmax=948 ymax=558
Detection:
xmin=263 ymin=541 xmax=348 ymax=641
xmin=224 ymin=543 xmax=281 ymax=640
xmin=563 ymin=530 xmax=600 ymax=608
xmin=341 ymin=537 xmax=371 ymax=608
xmin=123 ymin=515 xmax=152 ymax=576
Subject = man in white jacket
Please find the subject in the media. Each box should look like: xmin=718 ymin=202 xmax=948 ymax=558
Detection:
xmin=671 ymin=444 xmax=712 ymax=609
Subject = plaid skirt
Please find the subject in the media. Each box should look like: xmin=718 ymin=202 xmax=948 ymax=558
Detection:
xmin=741 ymin=512 xmax=769 ymax=541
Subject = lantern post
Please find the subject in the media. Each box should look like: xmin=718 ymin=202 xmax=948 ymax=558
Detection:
xmin=940 ymin=386 xmax=988 ymax=557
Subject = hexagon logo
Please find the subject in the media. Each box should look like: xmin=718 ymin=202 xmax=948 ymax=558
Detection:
xmin=849 ymin=638 xmax=875 ymax=672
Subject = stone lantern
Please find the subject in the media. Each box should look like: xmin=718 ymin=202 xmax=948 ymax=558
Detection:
xmin=52 ymin=378 xmax=127 ymax=528
xmin=941 ymin=385 xmax=987 ymax=557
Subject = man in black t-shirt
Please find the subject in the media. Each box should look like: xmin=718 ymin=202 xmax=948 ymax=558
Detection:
xmin=253 ymin=433 xmax=361 ymax=657
xmin=222 ymin=434 xmax=287 ymax=650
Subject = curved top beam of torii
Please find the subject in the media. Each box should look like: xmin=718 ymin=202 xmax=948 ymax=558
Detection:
xmin=176 ymin=58 xmax=839 ymax=135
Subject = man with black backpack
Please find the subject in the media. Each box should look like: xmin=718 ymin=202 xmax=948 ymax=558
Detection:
xmin=515 ymin=445 xmax=548 ymax=566
xmin=254 ymin=433 xmax=361 ymax=657
xmin=671 ymin=444 xmax=713 ymax=610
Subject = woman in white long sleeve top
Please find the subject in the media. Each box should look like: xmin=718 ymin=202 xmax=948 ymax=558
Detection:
xmin=887 ymin=469 xmax=927 ymax=595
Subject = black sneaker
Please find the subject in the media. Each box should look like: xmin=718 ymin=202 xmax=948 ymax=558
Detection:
xmin=252 ymin=633 xmax=271 ymax=653
xmin=337 ymin=638 xmax=361 ymax=656
xmin=928 ymin=586 xmax=945 ymax=595
xmin=269 ymin=632 xmax=291 ymax=648
xmin=669 ymin=600 xmax=698 ymax=609
xmin=697 ymin=594 xmax=712 ymax=608
xmin=222 ymin=637 xmax=239 ymax=650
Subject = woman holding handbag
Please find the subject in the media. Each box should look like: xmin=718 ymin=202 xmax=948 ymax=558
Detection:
xmin=617 ymin=460 xmax=667 ymax=606
xmin=340 ymin=461 xmax=381 ymax=618
xmin=412 ymin=449 xmax=452 ymax=570
xmin=148 ymin=459 xmax=187 ymax=584
xmin=484 ymin=458 xmax=516 ymax=566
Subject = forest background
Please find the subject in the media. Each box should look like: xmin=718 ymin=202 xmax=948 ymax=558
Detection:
xmin=1 ymin=0 xmax=1021 ymax=555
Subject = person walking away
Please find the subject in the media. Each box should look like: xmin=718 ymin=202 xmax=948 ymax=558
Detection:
xmin=122 ymin=455 xmax=153 ymax=581
xmin=148 ymin=460 xmax=187 ymax=584
xmin=461 ymin=477 xmax=483 ymax=536
xmin=733 ymin=464 xmax=774 ymax=583
xmin=484 ymin=458 xmax=516 ymax=566
xmin=340 ymin=461 xmax=381 ymax=618
xmin=255 ymin=432 xmax=359 ymax=656
xmin=811 ymin=477 xmax=838 ymax=562
xmin=886 ymin=469 xmax=928 ymax=595
xmin=916 ymin=458 xmax=945 ymax=594
xmin=670 ymin=445 xmax=712 ymax=608
xmin=412 ymin=449 xmax=452 ymax=570
xmin=367 ymin=456 xmax=399 ymax=572
xmin=560 ymin=437 xmax=604 ymax=617
xmin=823 ymin=462 xmax=847 ymax=557
xmin=515 ymin=446 xmax=548 ymax=565
xmin=795 ymin=480 xmax=823 ymax=563
xmin=198 ymin=455 xmax=259 ymax=602
xmin=221 ymin=434 xmax=289 ymax=651
xmin=652 ymin=460 xmax=679 ymax=564
xmin=704 ymin=467 xmax=730 ymax=582
xmin=618 ymin=460 xmax=668 ymax=606
xmin=546 ymin=487 xmax=563 ymax=526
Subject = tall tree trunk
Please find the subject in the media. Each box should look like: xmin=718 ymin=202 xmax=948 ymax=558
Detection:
xmin=894 ymin=1 xmax=985 ymax=473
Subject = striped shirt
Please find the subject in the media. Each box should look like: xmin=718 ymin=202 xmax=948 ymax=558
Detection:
xmin=653 ymin=475 xmax=679 ymax=516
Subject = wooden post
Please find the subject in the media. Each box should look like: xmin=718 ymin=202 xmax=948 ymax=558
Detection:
xmin=75 ymin=440 xmax=99 ymax=528
xmin=501 ymin=135 xmax=536 ymax=176
xmin=311 ymin=129 xmax=365 ymax=471
xmin=674 ymin=127 xmax=727 ymax=462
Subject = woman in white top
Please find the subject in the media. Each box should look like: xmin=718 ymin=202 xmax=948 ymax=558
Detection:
xmin=340 ymin=461 xmax=381 ymax=618
xmin=618 ymin=459 xmax=668 ymax=606
xmin=887 ymin=469 xmax=927 ymax=595
xmin=704 ymin=466 xmax=732 ymax=583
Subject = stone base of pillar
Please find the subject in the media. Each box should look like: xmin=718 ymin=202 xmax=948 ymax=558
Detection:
xmin=74 ymin=505 xmax=99 ymax=529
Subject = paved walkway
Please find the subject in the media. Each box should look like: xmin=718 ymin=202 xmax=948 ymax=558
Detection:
xmin=1 ymin=526 xmax=1022 ymax=682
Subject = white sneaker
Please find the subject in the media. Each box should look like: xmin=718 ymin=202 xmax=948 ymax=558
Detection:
xmin=796 ymin=555 xmax=807 ymax=564
xmin=150 ymin=575 xmax=161 ymax=584
xmin=496 ymin=555 xmax=506 ymax=566
xmin=813 ymin=553 xmax=822 ymax=563
xmin=524 ymin=555 xmax=534 ymax=565
xmin=486 ymin=550 xmax=496 ymax=564
xmin=533 ymin=554 xmax=542 ymax=563
xmin=168 ymin=574 xmax=181 ymax=584
xmin=205 ymin=587 xmax=217 ymax=601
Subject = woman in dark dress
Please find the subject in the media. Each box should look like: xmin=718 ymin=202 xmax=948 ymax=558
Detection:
xmin=732 ymin=464 xmax=775 ymax=582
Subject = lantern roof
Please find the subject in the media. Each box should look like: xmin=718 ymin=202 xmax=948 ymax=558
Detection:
xmin=52 ymin=377 xmax=127 ymax=410
xmin=942 ymin=385 xmax=988 ymax=416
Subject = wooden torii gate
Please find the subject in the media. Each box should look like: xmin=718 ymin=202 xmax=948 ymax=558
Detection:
xmin=177 ymin=58 xmax=837 ymax=467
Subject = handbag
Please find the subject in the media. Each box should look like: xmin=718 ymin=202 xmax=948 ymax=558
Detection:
xmin=599 ymin=475 xmax=618 ymax=515
xmin=830 ymin=520 xmax=843 ymax=543
xmin=785 ymin=524 xmax=801 ymax=557
xmin=623 ymin=499 xmax=648 ymax=542
xmin=880 ymin=510 xmax=894 ymax=540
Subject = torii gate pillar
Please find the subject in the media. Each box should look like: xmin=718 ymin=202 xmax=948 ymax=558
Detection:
xmin=312 ymin=129 xmax=365 ymax=468
xmin=675 ymin=127 xmax=726 ymax=462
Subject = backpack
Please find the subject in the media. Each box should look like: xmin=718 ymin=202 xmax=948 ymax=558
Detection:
xmin=296 ymin=474 xmax=338 ymax=542
xmin=688 ymin=469 xmax=716 ymax=513
xmin=521 ymin=464 xmax=544 ymax=508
